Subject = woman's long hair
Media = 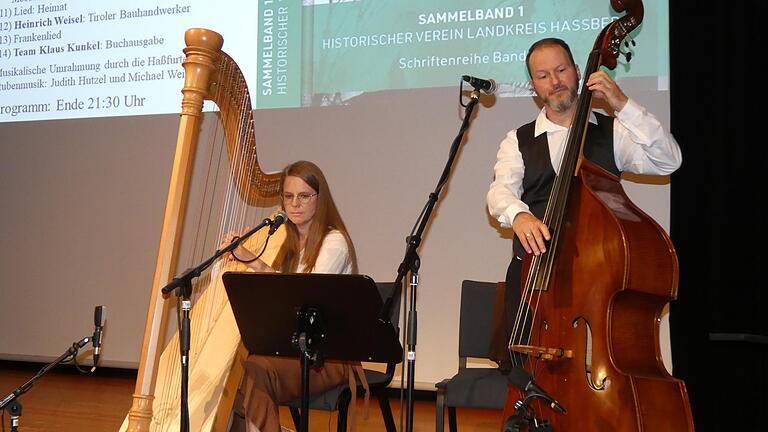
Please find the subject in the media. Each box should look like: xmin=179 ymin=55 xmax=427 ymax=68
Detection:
xmin=273 ymin=161 xmax=357 ymax=273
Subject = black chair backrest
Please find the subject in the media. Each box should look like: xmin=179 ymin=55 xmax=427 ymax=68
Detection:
xmin=458 ymin=280 xmax=497 ymax=359
xmin=376 ymin=282 xmax=400 ymax=334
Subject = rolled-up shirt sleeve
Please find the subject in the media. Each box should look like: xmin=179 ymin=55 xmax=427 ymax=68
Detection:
xmin=487 ymin=130 xmax=530 ymax=228
xmin=614 ymin=98 xmax=682 ymax=175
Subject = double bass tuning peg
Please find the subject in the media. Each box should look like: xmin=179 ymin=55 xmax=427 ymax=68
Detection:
xmin=621 ymin=38 xmax=636 ymax=63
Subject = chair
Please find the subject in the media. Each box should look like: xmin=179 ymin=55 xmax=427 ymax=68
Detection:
xmin=435 ymin=280 xmax=510 ymax=432
xmin=284 ymin=282 xmax=400 ymax=432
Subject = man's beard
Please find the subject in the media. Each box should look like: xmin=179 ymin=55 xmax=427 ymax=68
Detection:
xmin=545 ymin=86 xmax=578 ymax=112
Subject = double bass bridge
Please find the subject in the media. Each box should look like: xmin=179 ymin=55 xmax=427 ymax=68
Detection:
xmin=509 ymin=344 xmax=573 ymax=361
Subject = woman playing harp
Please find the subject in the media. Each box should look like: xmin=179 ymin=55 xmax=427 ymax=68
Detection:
xmin=226 ymin=160 xmax=367 ymax=432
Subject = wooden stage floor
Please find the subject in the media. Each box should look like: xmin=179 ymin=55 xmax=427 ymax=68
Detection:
xmin=0 ymin=362 xmax=504 ymax=431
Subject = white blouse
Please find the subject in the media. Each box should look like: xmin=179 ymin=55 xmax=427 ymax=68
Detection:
xmin=296 ymin=230 xmax=353 ymax=274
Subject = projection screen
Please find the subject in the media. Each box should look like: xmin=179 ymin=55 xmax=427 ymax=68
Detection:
xmin=0 ymin=0 xmax=674 ymax=388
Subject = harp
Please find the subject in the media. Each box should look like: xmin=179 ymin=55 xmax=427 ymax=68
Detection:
xmin=120 ymin=28 xmax=283 ymax=431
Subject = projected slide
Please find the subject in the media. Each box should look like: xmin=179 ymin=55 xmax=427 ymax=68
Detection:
xmin=0 ymin=0 xmax=668 ymax=122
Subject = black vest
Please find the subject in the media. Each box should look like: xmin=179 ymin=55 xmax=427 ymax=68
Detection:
xmin=512 ymin=112 xmax=619 ymax=258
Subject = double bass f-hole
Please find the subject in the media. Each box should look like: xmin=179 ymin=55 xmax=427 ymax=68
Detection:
xmin=572 ymin=317 xmax=608 ymax=391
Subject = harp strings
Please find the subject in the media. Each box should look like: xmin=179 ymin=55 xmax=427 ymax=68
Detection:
xmin=153 ymin=54 xmax=277 ymax=429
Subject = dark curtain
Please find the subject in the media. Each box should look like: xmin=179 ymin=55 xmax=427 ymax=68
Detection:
xmin=669 ymin=2 xmax=768 ymax=431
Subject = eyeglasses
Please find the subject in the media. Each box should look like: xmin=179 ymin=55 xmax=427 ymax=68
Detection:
xmin=282 ymin=192 xmax=317 ymax=204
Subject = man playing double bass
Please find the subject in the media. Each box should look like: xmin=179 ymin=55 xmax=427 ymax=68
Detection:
xmin=487 ymin=37 xmax=682 ymax=362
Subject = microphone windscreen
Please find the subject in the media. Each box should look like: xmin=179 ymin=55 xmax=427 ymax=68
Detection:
xmin=94 ymin=305 xmax=106 ymax=326
xmin=275 ymin=210 xmax=287 ymax=223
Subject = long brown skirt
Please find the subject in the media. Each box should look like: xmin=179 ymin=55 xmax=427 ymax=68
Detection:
xmin=234 ymin=355 xmax=361 ymax=432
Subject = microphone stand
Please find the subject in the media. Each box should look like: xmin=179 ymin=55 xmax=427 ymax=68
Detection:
xmin=380 ymin=88 xmax=483 ymax=432
xmin=0 ymin=335 xmax=92 ymax=432
xmin=160 ymin=216 xmax=274 ymax=432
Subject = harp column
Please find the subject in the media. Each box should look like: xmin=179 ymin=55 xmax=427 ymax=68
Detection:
xmin=126 ymin=29 xmax=224 ymax=432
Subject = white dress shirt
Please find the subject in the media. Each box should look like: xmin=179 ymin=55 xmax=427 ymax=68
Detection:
xmin=487 ymin=99 xmax=682 ymax=228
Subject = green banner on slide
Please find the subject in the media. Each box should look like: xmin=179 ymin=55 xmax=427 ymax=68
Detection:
xmin=257 ymin=0 xmax=668 ymax=108
xmin=256 ymin=0 xmax=302 ymax=108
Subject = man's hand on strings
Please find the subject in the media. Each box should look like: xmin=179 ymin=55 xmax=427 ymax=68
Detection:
xmin=587 ymin=70 xmax=628 ymax=112
xmin=512 ymin=212 xmax=551 ymax=256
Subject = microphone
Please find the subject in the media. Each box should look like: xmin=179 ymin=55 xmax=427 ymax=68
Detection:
xmin=461 ymin=75 xmax=498 ymax=94
xmin=92 ymin=305 xmax=106 ymax=370
xmin=509 ymin=367 xmax=566 ymax=414
xmin=268 ymin=210 xmax=288 ymax=235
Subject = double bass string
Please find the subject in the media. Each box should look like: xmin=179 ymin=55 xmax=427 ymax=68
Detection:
xmin=508 ymin=48 xmax=599 ymax=373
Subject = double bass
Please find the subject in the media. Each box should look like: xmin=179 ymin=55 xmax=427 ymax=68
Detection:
xmin=501 ymin=1 xmax=695 ymax=430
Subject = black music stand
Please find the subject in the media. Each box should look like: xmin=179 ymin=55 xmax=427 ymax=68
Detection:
xmin=222 ymin=272 xmax=403 ymax=432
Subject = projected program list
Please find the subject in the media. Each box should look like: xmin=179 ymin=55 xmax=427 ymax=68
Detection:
xmin=0 ymin=0 xmax=202 ymax=122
